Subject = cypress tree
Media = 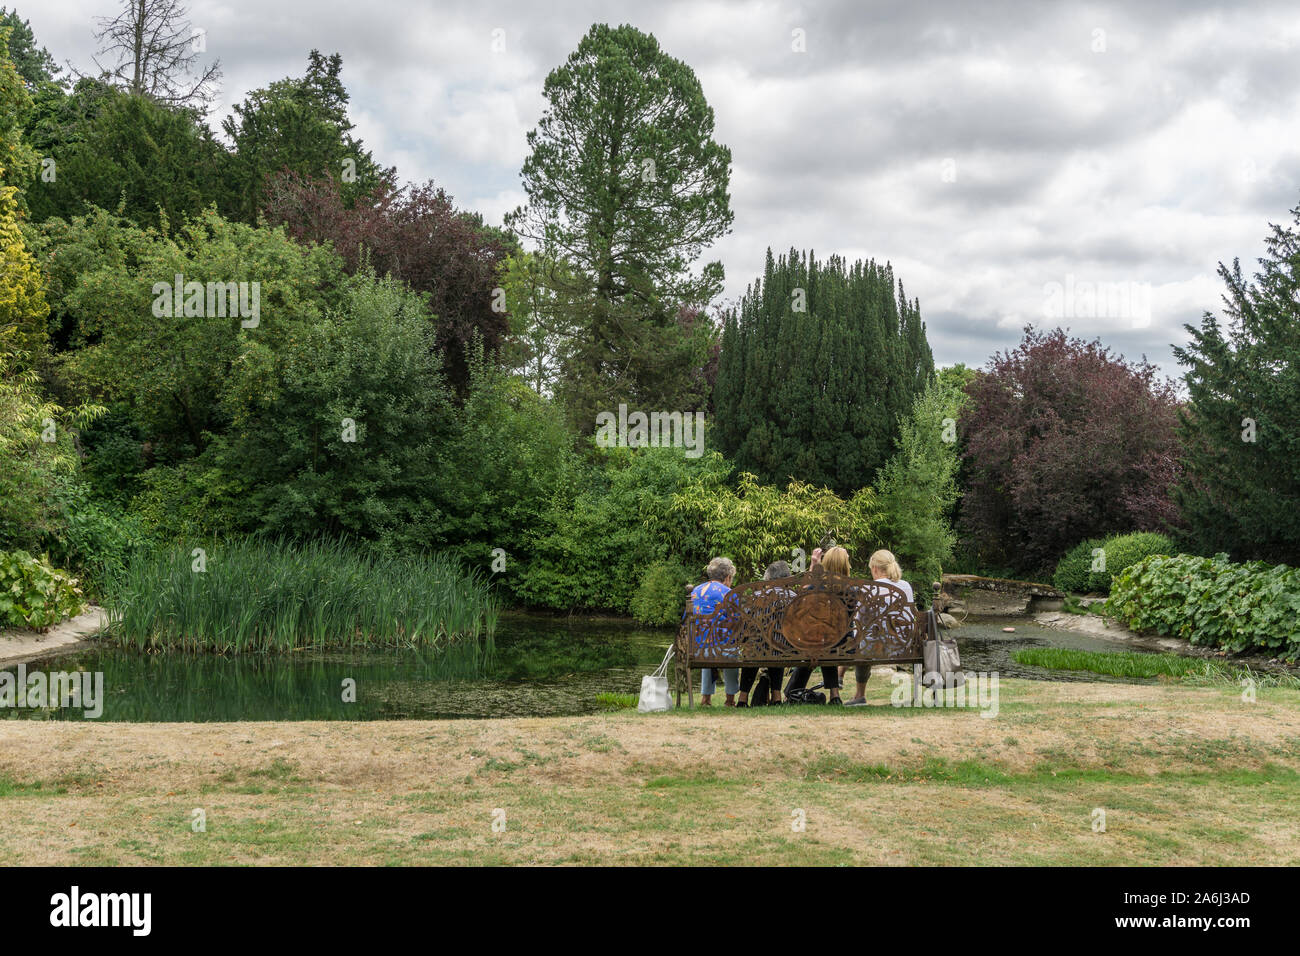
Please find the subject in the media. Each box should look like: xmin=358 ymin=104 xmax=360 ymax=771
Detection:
xmin=713 ymin=248 xmax=935 ymax=495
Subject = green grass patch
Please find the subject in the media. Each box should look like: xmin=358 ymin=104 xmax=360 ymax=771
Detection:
xmin=1014 ymin=647 xmax=1300 ymax=687
xmin=595 ymin=692 xmax=636 ymax=711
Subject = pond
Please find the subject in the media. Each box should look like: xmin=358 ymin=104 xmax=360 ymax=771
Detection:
xmin=1 ymin=613 xmax=1146 ymax=722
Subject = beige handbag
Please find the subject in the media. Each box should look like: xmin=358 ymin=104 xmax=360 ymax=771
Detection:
xmin=923 ymin=609 xmax=965 ymax=689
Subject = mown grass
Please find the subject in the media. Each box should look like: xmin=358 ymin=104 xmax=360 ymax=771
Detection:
xmin=103 ymin=537 xmax=500 ymax=653
xmin=5 ymin=677 xmax=1299 ymax=866
xmin=1012 ymin=647 xmax=1300 ymax=687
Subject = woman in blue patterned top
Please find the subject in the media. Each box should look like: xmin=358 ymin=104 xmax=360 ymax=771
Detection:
xmin=689 ymin=557 xmax=740 ymax=706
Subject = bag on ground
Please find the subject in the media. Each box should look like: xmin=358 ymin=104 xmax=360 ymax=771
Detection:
xmin=637 ymin=645 xmax=676 ymax=712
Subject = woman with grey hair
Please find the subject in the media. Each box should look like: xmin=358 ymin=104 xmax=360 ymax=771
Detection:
xmin=688 ymin=557 xmax=740 ymax=706
xmin=736 ymin=560 xmax=794 ymax=706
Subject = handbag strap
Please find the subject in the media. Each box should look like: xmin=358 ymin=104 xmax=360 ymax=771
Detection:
xmin=926 ymin=608 xmax=940 ymax=642
xmin=651 ymin=644 xmax=675 ymax=679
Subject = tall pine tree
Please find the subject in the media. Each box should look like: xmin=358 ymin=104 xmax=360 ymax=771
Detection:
xmin=714 ymin=248 xmax=933 ymax=495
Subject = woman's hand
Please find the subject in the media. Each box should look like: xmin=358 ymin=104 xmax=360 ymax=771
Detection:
xmin=811 ymin=548 xmax=823 ymax=567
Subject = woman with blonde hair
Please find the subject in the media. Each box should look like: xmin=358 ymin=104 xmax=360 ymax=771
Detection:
xmin=842 ymin=549 xmax=915 ymax=706
xmin=784 ymin=547 xmax=851 ymax=703
xmin=819 ymin=546 xmax=852 ymax=576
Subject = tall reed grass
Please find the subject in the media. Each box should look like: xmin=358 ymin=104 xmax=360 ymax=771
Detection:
xmin=104 ymin=538 xmax=500 ymax=654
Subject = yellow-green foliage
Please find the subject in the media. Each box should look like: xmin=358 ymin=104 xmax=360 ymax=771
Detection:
xmin=663 ymin=472 xmax=883 ymax=581
xmin=0 ymin=179 xmax=49 ymax=361
xmin=0 ymin=27 xmax=38 ymax=192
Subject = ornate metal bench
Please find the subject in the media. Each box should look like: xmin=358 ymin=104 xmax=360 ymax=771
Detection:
xmin=674 ymin=565 xmax=931 ymax=707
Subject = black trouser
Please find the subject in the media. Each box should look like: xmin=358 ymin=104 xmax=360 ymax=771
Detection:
xmin=786 ymin=665 xmax=840 ymax=692
xmin=739 ymin=666 xmax=785 ymax=695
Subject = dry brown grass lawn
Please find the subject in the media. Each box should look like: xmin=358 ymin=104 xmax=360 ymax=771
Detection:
xmin=2 ymin=677 xmax=1298 ymax=865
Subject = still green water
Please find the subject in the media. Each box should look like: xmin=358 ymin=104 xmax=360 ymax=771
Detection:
xmin=2 ymin=614 xmax=1136 ymax=722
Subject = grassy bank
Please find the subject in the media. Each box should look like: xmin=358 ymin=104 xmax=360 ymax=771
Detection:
xmin=2 ymin=676 xmax=1298 ymax=865
xmin=104 ymin=538 xmax=500 ymax=653
xmin=1013 ymin=647 xmax=1300 ymax=686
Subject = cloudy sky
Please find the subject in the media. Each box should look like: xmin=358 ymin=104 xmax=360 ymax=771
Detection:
xmin=22 ymin=0 xmax=1300 ymax=376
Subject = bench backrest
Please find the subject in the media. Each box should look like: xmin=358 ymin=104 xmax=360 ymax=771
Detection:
xmin=677 ymin=565 xmax=926 ymax=665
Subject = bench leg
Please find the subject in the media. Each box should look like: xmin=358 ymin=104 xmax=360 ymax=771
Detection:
xmin=674 ymin=652 xmax=683 ymax=709
xmin=687 ymin=666 xmax=695 ymax=710
xmin=912 ymin=663 xmax=924 ymax=707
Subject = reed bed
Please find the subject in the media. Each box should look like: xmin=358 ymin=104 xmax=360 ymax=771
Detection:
xmin=103 ymin=538 xmax=500 ymax=654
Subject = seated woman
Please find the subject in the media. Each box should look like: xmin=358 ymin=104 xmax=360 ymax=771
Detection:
xmin=688 ymin=556 xmax=741 ymax=706
xmin=841 ymin=549 xmax=915 ymax=707
xmin=736 ymin=560 xmax=795 ymax=707
xmin=784 ymin=546 xmax=851 ymax=704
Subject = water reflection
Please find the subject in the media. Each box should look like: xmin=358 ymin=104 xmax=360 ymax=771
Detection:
xmin=2 ymin=613 xmax=1142 ymax=722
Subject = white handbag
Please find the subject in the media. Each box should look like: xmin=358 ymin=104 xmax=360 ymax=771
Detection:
xmin=637 ymin=645 xmax=676 ymax=712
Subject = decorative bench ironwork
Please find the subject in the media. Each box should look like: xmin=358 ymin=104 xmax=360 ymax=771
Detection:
xmin=674 ymin=564 xmax=932 ymax=707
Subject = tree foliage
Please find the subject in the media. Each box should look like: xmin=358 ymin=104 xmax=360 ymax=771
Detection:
xmin=1173 ymin=201 xmax=1300 ymax=563
xmin=0 ymin=25 xmax=37 ymax=192
xmin=874 ymin=376 xmax=964 ymax=597
xmin=960 ymin=326 xmax=1181 ymax=575
xmin=713 ymin=248 xmax=934 ymax=496
xmin=0 ymin=8 xmax=60 ymax=87
xmin=264 ymin=172 xmax=512 ymax=392
xmin=25 ymin=80 xmax=235 ymax=227
xmin=507 ymin=23 xmax=732 ymax=429
xmin=224 ymin=51 xmax=388 ymax=222
xmin=32 ymin=206 xmax=345 ymax=460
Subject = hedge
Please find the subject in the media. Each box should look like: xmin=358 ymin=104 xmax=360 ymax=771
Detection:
xmin=1106 ymin=553 xmax=1300 ymax=660
xmin=1053 ymin=531 xmax=1177 ymax=593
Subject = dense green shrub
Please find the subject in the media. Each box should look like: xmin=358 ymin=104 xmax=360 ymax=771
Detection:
xmin=516 ymin=446 xmax=730 ymax=612
xmin=0 ymin=338 xmax=103 ymax=552
xmin=435 ymin=351 xmax=578 ymax=594
xmin=1053 ymin=531 xmax=1177 ymax=593
xmin=44 ymin=481 xmax=149 ymax=601
xmin=1107 ymin=553 xmax=1300 ymax=660
xmin=630 ymin=560 xmax=693 ymax=626
xmin=0 ymin=550 xmax=86 ymax=630
xmin=661 ymin=471 xmax=884 ymax=582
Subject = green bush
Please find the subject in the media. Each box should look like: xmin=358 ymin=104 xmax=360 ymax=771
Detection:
xmin=1053 ymin=531 xmax=1177 ymax=593
xmin=661 ymin=472 xmax=883 ymax=583
xmin=0 ymin=550 xmax=87 ymax=631
xmin=1106 ymin=553 xmax=1300 ymax=660
xmin=516 ymin=446 xmax=730 ymax=613
xmin=44 ymin=481 xmax=150 ymax=601
xmin=631 ymin=560 xmax=693 ymax=626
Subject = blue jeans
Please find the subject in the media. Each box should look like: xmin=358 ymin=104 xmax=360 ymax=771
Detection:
xmin=701 ymin=667 xmax=739 ymax=696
